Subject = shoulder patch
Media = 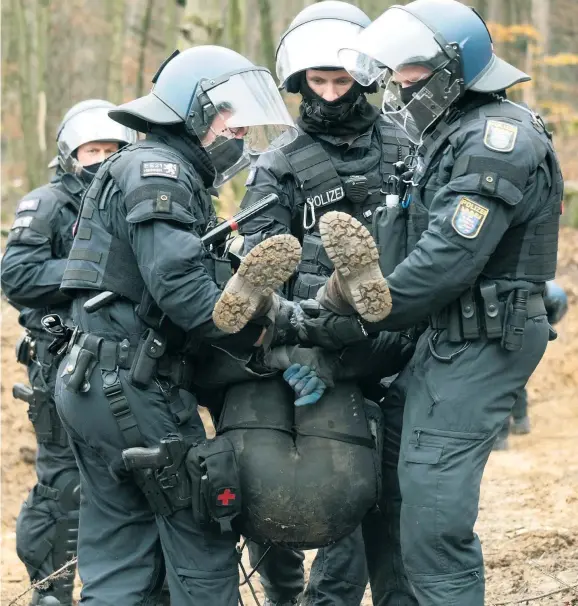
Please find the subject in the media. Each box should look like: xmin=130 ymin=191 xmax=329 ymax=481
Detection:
xmin=483 ymin=120 xmax=518 ymax=153
xmin=141 ymin=161 xmax=180 ymax=179
xmin=451 ymin=197 xmax=489 ymax=239
xmin=17 ymin=199 xmax=40 ymax=213
xmin=11 ymin=216 xmax=34 ymax=230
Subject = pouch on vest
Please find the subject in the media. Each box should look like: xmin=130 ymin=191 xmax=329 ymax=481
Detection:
xmin=373 ymin=205 xmax=407 ymax=276
xmin=186 ymin=436 xmax=242 ymax=533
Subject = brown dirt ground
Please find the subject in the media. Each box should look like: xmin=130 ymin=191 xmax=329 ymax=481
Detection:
xmin=2 ymin=228 xmax=578 ymax=606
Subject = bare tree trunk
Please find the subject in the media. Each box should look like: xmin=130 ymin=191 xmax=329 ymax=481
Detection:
xmin=107 ymin=0 xmax=126 ymax=104
xmin=36 ymin=0 xmax=50 ymax=163
xmin=257 ymin=0 xmax=276 ymax=75
xmin=228 ymin=0 xmax=243 ymax=53
xmin=244 ymin=0 xmax=259 ymax=61
xmin=136 ymin=0 xmax=155 ymax=97
xmin=165 ymin=0 xmax=181 ymax=53
xmin=14 ymin=0 xmax=43 ymax=190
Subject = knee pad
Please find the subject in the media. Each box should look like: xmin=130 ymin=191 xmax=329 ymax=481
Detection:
xmin=16 ymin=472 xmax=79 ymax=602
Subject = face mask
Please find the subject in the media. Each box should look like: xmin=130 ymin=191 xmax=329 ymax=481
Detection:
xmin=300 ymin=75 xmax=364 ymax=124
xmin=78 ymin=161 xmax=103 ymax=185
xmin=399 ymin=78 xmax=431 ymax=106
xmin=210 ymin=138 xmax=245 ymax=176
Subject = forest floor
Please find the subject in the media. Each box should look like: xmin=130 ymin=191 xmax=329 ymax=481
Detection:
xmin=2 ymin=228 xmax=577 ymax=606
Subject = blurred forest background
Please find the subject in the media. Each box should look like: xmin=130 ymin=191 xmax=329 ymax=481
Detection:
xmin=2 ymin=0 xmax=578 ymax=224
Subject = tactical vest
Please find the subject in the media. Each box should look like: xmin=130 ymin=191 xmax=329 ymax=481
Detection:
xmin=7 ymin=181 xmax=79 ymax=249
xmin=60 ymin=142 xmax=216 ymax=305
xmin=7 ymin=180 xmax=80 ymax=332
xmin=407 ymin=99 xmax=562 ymax=282
xmin=281 ymin=119 xmax=411 ymax=300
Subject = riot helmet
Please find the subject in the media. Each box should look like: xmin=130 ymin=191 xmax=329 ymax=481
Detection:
xmin=338 ymin=0 xmax=530 ymax=143
xmin=276 ymin=1 xmax=372 ymax=93
xmin=56 ymin=99 xmax=137 ymax=180
xmin=109 ymin=46 xmax=298 ymax=187
xmin=276 ymin=2 xmax=377 ymax=132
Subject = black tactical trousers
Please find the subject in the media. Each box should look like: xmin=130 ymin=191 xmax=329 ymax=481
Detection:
xmin=55 ymin=363 xmax=240 ymax=606
xmin=248 ymin=526 xmax=368 ymax=606
xmin=497 ymin=385 xmax=529 ymax=441
xmin=16 ymin=356 xmax=79 ymax=606
xmin=512 ymin=387 xmax=529 ymax=420
xmin=361 ymin=373 xmax=418 ymax=606
xmin=375 ymin=318 xmax=548 ymax=606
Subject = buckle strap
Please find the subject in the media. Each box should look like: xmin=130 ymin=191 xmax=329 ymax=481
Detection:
xmin=480 ymin=282 xmax=502 ymax=339
xmin=36 ymin=483 xmax=60 ymax=501
xmin=101 ymin=370 xmax=143 ymax=448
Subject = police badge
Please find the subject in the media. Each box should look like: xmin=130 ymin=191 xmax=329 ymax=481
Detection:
xmin=483 ymin=120 xmax=518 ymax=153
xmin=451 ymin=197 xmax=489 ymax=239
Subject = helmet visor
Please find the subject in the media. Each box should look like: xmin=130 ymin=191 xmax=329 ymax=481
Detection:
xmin=276 ymin=19 xmax=366 ymax=88
xmin=192 ymin=69 xmax=297 ymax=187
xmin=338 ymin=7 xmax=448 ymax=86
xmin=380 ymin=67 xmax=461 ymax=144
xmin=201 ymin=69 xmax=297 ymax=154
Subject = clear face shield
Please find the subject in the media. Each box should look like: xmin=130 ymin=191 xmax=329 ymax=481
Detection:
xmin=338 ymin=7 xmax=463 ymax=144
xmin=276 ymin=19 xmax=366 ymax=89
xmin=379 ymin=66 xmax=462 ymax=144
xmin=187 ymin=68 xmax=298 ymax=187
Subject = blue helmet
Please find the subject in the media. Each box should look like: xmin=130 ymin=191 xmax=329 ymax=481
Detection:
xmin=338 ymin=0 xmax=530 ymax=143
xmin=544 ymin=281 xmax=569 ymax=325
xmin=109 ymin=45 xmax=297 ymax=186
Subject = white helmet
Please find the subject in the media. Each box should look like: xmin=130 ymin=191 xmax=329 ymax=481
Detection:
xmin=276 ymin=1 xmax=373 ymax=93
xmin=56 ymin=99 xmax=137 ymax=174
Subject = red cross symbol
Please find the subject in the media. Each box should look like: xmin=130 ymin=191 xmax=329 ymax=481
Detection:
xmin=217 ymin=488 xmax=236 ymax=506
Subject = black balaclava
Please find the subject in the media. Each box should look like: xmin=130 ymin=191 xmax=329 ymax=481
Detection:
xmin=399 ymin=78 xmax=432 ymax=106
xmin=78 ymin=161 xmax=103 ymax=185
xmin=148 ymin=123 xmax=217 ymax=188
xmin=209 ymin=138 xmax=245 ymax=176
xmin=297 ymin=71 xmax=379 ymax=136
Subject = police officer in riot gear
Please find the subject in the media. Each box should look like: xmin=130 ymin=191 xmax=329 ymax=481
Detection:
xmin=237 ymin=3 xmax=415 ymax=605
xmin=1 ymin=99 xmax=136 ymax=606
xmin=54 ymin=46 xmax=299 ymax=605
xmin=295 ymin=1 xmax=563 ymax=604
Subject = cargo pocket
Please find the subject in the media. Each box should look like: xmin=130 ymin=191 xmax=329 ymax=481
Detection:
xmin=176 ymin=566 xmax=238 ymax=602
xmin=400 ymin=427 xmax=489 ymax=575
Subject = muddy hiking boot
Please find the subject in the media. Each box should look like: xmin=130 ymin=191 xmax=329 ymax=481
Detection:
xmin=213 ymin=234 xmax=302 ymax=334
xmin=319 ymin=211 xmax=392 ymax=323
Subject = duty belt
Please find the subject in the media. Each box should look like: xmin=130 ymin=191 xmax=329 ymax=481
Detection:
xmin=428 ymin=289 xmax=546 ymax=342
xmin=68 ymin=332 xmax=195 ymax=391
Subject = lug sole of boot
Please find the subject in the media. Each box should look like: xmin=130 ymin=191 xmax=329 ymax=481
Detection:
xmin=213 ymin=234 xmax=301 ymax=334
xmin=319 ymin=211 xmax=392 ymax=322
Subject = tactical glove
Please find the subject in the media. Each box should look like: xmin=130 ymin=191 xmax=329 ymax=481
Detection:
xmin=295 ymin=300 xmax=368 ymax=351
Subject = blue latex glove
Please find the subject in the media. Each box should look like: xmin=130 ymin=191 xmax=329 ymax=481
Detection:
xmin=283 ymin=364 xmax=327 ymax=406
